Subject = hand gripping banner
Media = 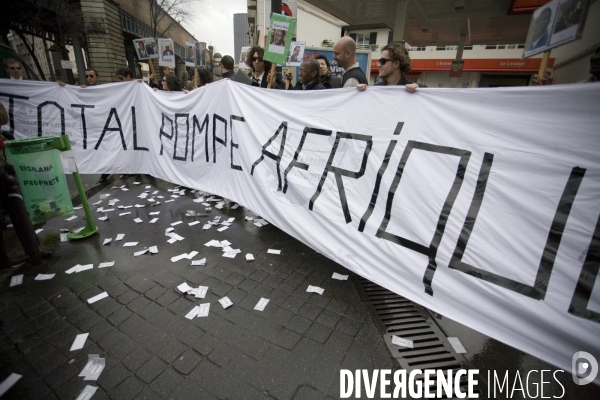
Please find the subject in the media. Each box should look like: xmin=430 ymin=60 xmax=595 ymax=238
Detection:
xmin=1 ymin=80 xmax=599 ymax=382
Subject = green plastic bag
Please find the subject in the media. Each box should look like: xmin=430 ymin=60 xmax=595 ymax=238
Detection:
xmin=6 ymin=145 xmax=74 ymax=224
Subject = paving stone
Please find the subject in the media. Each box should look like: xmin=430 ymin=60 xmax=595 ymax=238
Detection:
xmin=249 ymin=270 xmax=269 ymax=283
xmin=286 ymin=314 xmax=312 ymax=334
xmin=109 ymin=336 xmax=138 ymax=361
xmin=134 ymin=386 xmax=163 ymax=400
xmin=293 ymin=385 xmax=325 ymax=400
xmin=298 ymin=302 xmax=323 ymax=320
xmin=167 ymin=297 xmax=194 ymax=315
xmin=156 ymin=338 xmax=188 ymax=363
xmin=96 ymin=299 xmax=123 ymax=318
xmin=178 ymin=324 xmax=206 ymax=347
xmin=110 ymin=376 xmax=145 ymax=400
xmin=122 ymin=348 xmax=152 ymax=372
xmin=31 ymin=350 xmax=68 ymax=376
xmin=55 ymin=374 xmax=87 ymax=400
xmin=149 ymin=367 xmax=184 ymax=397
xmin=147 ymin=308 xmax=176 ymax=327
xmin=224 ymin=271 xmax=246 ymax=286
xmin=135 ymin=357 xmax=168 ymax=383
xmin=97 ymin=275 xmax=122 ymax=291
xmin=97 ymin=329 xmax=127 ymax=351
xmin=305 ymin=323 xmax=333 ymax=344
xmin=192 ymin=334 xmax=221 ymax=356
xmin=238 ymin=278 xmax=259 ymax=293
xmin=118 ymin=314 xmax=146 ymax=334
xmin=117 ymin=290 xmax=140 ymax=305
xmin=208 ymin=342 xmax=238 ymax=366
xmin=155 ymin=291 xmax=179 ymax=307
xmin=315 ymin=309 xmax=342 ymax=329
xmin=139 ymin=301 xmax=163 ymax=320
xmin=107 ymin=283 xmax=130 ymax=298
xmin=126 ymin=295 xmax=152 ymax=313
xmin=172 ymin=349 xmax=203 ymax=374
xmin=108 ymin=307 xmax=134 ymax=326
xmin=326 ymin=298 xmax=350 ymax=315
xmin=88 ymin=319 xmax=115 ymax=341
xmin=169 ymin=379 xmax=219 ymax=400
xmin=98 ymin=361 xmax=131 ymax=391
xmin=212 ymin=281 xmax=234 ymax=297
xmin=43 ymin=362 xmax=79 ymax=391
xmin=335 ymin=317 xmax=362 ymax=337
xmin=144 ymin=285 xmax=166 ymax=300
xmin=125 ymin=276 xmax=157 ymax=293
xmin=24 ymin=341 xmax=56 ymax=365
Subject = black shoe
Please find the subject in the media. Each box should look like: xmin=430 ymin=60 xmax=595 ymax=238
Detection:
xmin=99 ymin=174 xmax=109 ymax=183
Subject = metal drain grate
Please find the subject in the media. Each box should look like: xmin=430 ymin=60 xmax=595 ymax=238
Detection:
xmin=353 ymin=276 xmax=485 ymax=397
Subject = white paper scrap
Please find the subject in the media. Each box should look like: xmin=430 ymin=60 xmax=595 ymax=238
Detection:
xmin=165 ymin=199 xmax=175 ymax=203
xmin=75 ymin=385 xmax=98 ymax=400
xmin=119 ymin=212 xmax=131 ymax=216
xmin=267 ymin=249 xmax=281 ymax=254
xmin=115 ymin=234 xmax=125 ymax=241
xmin=391 ymin=335 xmax=414 ymax=348
xmin=149 ymin=211 xmax=160 ymax=215
xmin=226 ymin=217 xmax=235 ymax=223
xmin=73 ymin=227 xmax=85 ymax=234
xmin=167 ymin=238 xmax=177 ymax=244
xmin=70 ymin=333 xmax=89 ymax=351
xmin=202 ymin=224 xmax=211 ymax=230
xmin=135 ymin=204 xmax=145 ymax=208
xmin=448 ymin=337 xmax=467 ymax=354
xmin=218 ymin=296 xmax=234 ymax=309
xmin=254 ymin=298 xmax=270 ymax=311
xmin=10 ymin=275 xmax=23 ymax=287
xmin=197 ymin=303 xmax=210 ymax=317
xmin=80 ymin=354 xmax=105 ymax=380
xmin=100 ymin=208 xmax=114 ymax=212
xmin=77 ymin=264 xmax=94 ymax=272
xmin=149 ymin=218 xmax=159 ymax=224
xmin=178 ymin=282 xmax=192 ymax=293
xmin=65 ymin=265 xmax=81 ymax=274
xmin=35 ymin=228 xmax=43 ymax=234
xmin=187 ymin=251 xmax=199 ymax=259
xmin=245 ymin=216 xmax=254 ymax=221
xmin=123 ymin=242 xmax=138 ymax=247
xmin=87 ymin=292 xmax=109 ymax=304
xmin=190 ymin=286 xmax=208 ymax=298
xmin=92 ymin=200 xmax=103 ymax=205
xmin=98 ymin=261 xmax=115 ymax=268
xmin=65 ymin=215 xmax=78 ymax=221
xmin=306 ymin=285 xmax=324 ymax=295
xmin=185 ymin=306 xmax=200 ymax=320
xmin=332 ymin=273 xmax=349 ymax=281
xmin=171 ymin=221 xmax=182 ymax=226
xmin=246 ymin=253 xmax=255 ymax=262
xmin=191 ymin=258 xmax=206 ymax=266
xmin=60 ymin=233 xmax=68 ymax=242
xmin=231 ymin=204 xmax=240 ymax=209
xmin=223 ymin=253 xmax=236 ymax=258
xmin=220 ymin=240 xmax=231 ymax=246
xmin=171 ymin=254 xmax=188 ymax=263
xmin=149 ymin=246 xmax=158 ymax=254
xmin=98 ymin=216 xmax=108 ymax=221
xmin=217 ymin=226 xmax=229 ymax=232
xmin=188 ymin=221 xmax=200 ymax=226
xmin=134 ymin=249 xmax=148 ymax=257
xmin=133 ymin=181 xmax=141 ymax=185
xmin=35 ymin=273 xmax=56 ymax=280
xmin=121 ymin=188 xmax=129 ymax=191
xmin=133 ymin=218 xmax=143 ymax=223
xmin=0 ymin=373 xmax=22 ymax=397
xmin=165 ymin=227 xmax=174 ymax=233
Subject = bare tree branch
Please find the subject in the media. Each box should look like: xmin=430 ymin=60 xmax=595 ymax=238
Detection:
xmin=148 ymin=0 xmax=200 ymax=38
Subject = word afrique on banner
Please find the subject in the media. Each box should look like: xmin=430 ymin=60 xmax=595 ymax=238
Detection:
xmin=0 ymin=80 xmax=599 ymax=382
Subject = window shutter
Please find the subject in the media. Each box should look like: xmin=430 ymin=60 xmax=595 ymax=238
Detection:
xmin=369 ymin=32 xmax=377 ymax=45
xmin=349 ymin=33 xmax=357 ymax=42
xmin=387 ymin=31 xmax=393 ymax=44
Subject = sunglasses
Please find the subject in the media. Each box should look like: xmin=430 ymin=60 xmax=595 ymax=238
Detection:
xmin=378 ymin=58 xmax=392 ymax=66
xmin=251 ymin=57 xmax=263 ymax=62
xmin=9 ymin=66 xmax=21 ymax=70
xmin=85 ymin=75 xmax=96 ymax=78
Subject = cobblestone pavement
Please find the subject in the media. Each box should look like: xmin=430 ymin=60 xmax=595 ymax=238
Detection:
xmin=0 ymin=176 xmax=395 ymax=399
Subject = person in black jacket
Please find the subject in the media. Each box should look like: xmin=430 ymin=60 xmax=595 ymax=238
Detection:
xmin=294 ymin=59 xmax=325 ymax=90
xmin=333 ymin=37 xmax=367 ymax=88
xmin=220 ymin=55 xmax=235 ymax=80
xmin=315 ymin=54 xmax=341 ymax=89
xmin=245 ymin=46 xmax=283 ymax=89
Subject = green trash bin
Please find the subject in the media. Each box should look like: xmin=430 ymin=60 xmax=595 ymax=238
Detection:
xmin=5 ymin=136 xmax=98 ymax=239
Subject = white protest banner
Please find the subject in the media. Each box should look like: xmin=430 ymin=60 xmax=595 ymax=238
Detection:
xmin=0 ymin=80 xmax=599 ymax=382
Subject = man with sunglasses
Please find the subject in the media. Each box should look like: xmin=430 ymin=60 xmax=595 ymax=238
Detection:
xmin=3 ymin=59 xmax=24 ymax=80
xmin=82 ymin=68 xmax=100 ymax=88
xmin=245 ymin=46 xmax=283 ymax=89
xmin=357 ymin=42 xmax=421 ymax=93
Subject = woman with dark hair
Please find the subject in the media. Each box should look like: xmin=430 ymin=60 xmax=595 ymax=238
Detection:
xmin=196 ymin=68 xmax=213 ymax=87
xmin=245 ymin=46 xmax=283 ymax=89
xmin=162 ymin=74 xmax=182 ymax=91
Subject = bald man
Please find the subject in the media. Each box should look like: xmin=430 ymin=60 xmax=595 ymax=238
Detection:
xmin=333 ymin=36 xmax=367 ymax=88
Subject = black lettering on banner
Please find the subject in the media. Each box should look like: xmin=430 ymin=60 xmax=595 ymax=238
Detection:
xmin=71 ymin=104 xmax=95 ymax=149
xmin=309 ymin=132 xmax=373 ymax=223
xmin=94 ymin=108 xmax=127 ymax=150
xmin=192 ymin=114 xmax=209 ymax=162
xmin=159 ymin=113 xmax=173 ymax=156
xmin=359 ymin=122 xmax=404 ymax=232
xmin=0 ymin=92 xmax=29 ymax=140
xmin=37 ymin=101 xmax=65 ymax=137
xmin=283 ymin=127 xmax=332 ymax=193
xmin=212 ymin=114 xmax=227 ymax=163
xmin=132 ymin=106 xmax=148 ymax=152
xmin=230 ymin=115 xmax=245 ymax=171
xmin=375 ymin=141 xmax=471 ymax=296
xmin=173 ymin=113 xmax=190 ymax=161
xmin=569 ymin=212 xmax=600 ymax=323
xmin=251 ymin=122 xmax=287 ymax=191
xmin=449 ymin=163 xmax=586 ymax=300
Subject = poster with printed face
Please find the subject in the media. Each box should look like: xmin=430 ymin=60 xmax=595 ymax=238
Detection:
xmin=185 ymin=41 xmax=196 ymax=67
xmin=239 ymin=46 xmax=251 ymax=69
xmin=158 ymin=38 xmax=175 ymax=68
xmin=195 ymin=42 xmax=207 ymax=67
xmin=286 ymin=41 xmax=305 ymax=66
xmin=522 ymin=0 xmax=590 ymax=58
xmin=264 ymin=13 xmax=296 ymax=65
xmin=134 ymin=38 xmax=159 ymax=60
